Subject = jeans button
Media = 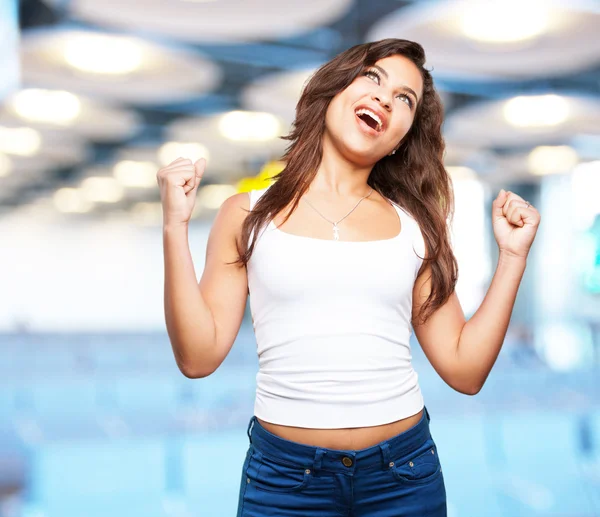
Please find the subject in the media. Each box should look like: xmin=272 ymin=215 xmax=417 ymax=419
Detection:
xmin=342 ymin=456 xmax=353 ymax=467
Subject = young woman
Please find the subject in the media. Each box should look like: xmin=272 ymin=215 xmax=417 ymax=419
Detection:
xmin=158 ymin=38 xmax=540 ymax=517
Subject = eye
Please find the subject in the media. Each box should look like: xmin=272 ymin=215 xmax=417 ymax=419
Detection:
xmin=397 ymin=93 xmax=414 ymax=109
xmin=364 ymin=69 xmax=381 ymax=83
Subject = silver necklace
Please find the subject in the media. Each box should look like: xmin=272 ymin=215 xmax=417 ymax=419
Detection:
xmin=302 ymin=188 xmax=374 ymax=240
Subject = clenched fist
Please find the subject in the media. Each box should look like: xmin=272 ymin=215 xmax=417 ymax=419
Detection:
xmin=156 ymin=157 xmax=206 ymax=226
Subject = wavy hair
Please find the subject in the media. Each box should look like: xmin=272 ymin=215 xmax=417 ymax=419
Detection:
xmin=234 ymin=38 xmax=458 ymax=325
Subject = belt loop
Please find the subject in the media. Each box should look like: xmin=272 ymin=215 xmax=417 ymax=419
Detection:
xmin=247 ymin=415 xmax=256 ymax=444
xmin=379 ymin=442 xmax=392 ymax=468
xmin=313 ymin=449 xmax=326 ymax=472
xmin=424 ymin=406 xmax=431 ymax=422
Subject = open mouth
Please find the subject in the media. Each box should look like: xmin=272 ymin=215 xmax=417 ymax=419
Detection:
xmin=355 ymin=108 xmax=383 ymax=132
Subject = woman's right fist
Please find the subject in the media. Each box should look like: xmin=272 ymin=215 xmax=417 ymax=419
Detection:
xmin=156 ymin=157 xmax=206 ymax=226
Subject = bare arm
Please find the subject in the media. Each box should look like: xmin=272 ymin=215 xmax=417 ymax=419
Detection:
xmin=411 ymin=265 xmax=468 ymax=394
xmin=454 ymin=253 xmax=526 ymax=391
xmin=413 ymin=189 xmax=539 ymax=395
xmin=412 ymin=252 xmax=526 ymax=395
xmin=163 ymin=193 xmax=250 ymax=378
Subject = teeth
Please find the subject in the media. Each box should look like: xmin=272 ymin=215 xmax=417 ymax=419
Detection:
xmin=355 ymin=108 xmax=382 ymax=131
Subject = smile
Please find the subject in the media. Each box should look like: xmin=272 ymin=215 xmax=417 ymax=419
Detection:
xmin=354 ymin=106 xmax=386 ymax=134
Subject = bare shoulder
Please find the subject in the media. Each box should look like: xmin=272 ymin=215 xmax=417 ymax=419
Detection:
xmin=219 ymin=191 xmax=250 ymax=219
xmin=225 ymin=191 xmax=250 ymax=209
xmin=209 ymin=192 xmax=250 ymax=240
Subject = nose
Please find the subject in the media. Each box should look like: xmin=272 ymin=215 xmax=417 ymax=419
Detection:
xmin=372 ymin=92 xmax=391 ymax=111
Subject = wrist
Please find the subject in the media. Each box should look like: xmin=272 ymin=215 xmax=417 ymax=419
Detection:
xmin=163 ymin=221 xmax=189 ymax=233
xmin=498 ymin=250 xmax=527 ymax=270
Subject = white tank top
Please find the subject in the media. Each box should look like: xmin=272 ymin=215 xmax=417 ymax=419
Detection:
xmin=247 ymin=185 xmax=426 ymax=428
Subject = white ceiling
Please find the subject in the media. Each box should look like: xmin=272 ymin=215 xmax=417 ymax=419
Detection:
xmin=367 ymin=0 xmax=600 ymax=81
xmin=21 ymin=28 xmax=222 ymax=104
xmin=45 ymin=0 xmax=353 ymax=43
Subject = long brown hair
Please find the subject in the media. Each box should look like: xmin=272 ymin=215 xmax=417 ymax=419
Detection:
xmin=235 ymin=38 xmax=458 ymax=326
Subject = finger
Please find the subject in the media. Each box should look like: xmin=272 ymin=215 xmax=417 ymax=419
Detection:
xmin=509 ymin=205 xmax=529 ymax=227
xmin=182 ymin=176 xmax=197 ymax=194
xmin=164 ymin=165 xmax=196 ymax=174
xmin=188 ymin=158 xmax=206 ymax=193
xmin=194 ymin=158 xmax=206 ymax=180
xmin=171 ymin=170 xmax=197 ymax=189
xmin=507 ymin=200 xmax=530 ymax=225
xmin=492 ymin=189 xmax=509 ymax=220
xmin=502 ymin=192 xmax=518 ymax=218
xmin=503 ymin=191 xmax=528 ymax=216
xmin=171 ymin=157 xmax=192 ymax=165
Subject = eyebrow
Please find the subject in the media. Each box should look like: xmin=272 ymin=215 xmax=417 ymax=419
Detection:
xmin=371 ymin=64 xmax=420 ymax=104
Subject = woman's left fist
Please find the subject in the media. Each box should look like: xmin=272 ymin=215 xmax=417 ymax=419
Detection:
xmin=492 ymin=189 xmax=541 ymax=260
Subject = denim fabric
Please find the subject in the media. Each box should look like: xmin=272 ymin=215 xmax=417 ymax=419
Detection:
xmin=236 ymin=407 xmax=446 ymax=516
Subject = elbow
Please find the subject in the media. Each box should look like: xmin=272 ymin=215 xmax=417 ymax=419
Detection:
xmin=177 ymin=359 xmax=215 ymax=379
xmin=179 ymin=366 xmax=213 ymax=379
xmin=450 ymin=377 xmax=482 ymax=396
xmin=180 ymin=368 xmax=207 ymax=379
xmin=458 ymin=382 xmax=482 ymax=396
xmin=463 ymin=385 xmax=482 ymax=396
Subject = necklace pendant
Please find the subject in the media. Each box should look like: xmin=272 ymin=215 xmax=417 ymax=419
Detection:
xmin=333 ymin=224 xmax=339 ymax=240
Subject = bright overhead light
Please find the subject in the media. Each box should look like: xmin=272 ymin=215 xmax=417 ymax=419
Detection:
xmin=503 ymin=95 xmax=569 ymax=127
xmin=158 ymin=142 xmax=210 ymax=166
xmin=53 ymin=188 xmax=94 ymax=213
xmin=460 ymin=0 xmax=549 ymax=43
xmin=197 ymin=184 xmax=237 ymax=209
xmin=0 ymin=126 xmax=41 ymax=156
xmin=12 ymin=89 xmax=81 ymax=124
xmin=64 ymin=33 xmax=143 ymax=75
xmin=113 ymin=160 xmax=157 ymax=188
xmin=528 ymin=146 xmax=578 ymax=176
xmin=80 ymin=177 xmax=124 ymax=203
xmin=0 ymin=154 xmax=12 ymax=178
xmin=219 ymin=111 xmax=281 ymax=141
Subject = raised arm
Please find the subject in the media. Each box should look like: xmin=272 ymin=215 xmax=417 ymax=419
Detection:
xmin=163 ymin=193 xmax=250 ymax=378
xmin=158 ymin=157 xmax=250 ymax=378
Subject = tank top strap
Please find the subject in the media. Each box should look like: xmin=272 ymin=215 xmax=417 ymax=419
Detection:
xmin=249 ymin=185 xmax=271 ymax=211
xmin=383 ymin=197 xmax=426 ymax=266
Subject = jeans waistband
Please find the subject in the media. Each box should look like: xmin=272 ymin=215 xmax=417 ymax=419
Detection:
xmin=245 ymin=406 xmax=432 ymax=474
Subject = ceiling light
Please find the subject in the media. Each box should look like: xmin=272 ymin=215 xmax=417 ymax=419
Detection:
xmin=80 ymin=177 xmax=124 ymax=203
xmin=528 ymin=146 xmax=578 ymax=176
xmin=503 ymin=95 xmax=569 ymax=127
xmin=197 ymin=184 xmax=237 ymax=209
xmin=0 ymin=126 xmax=41 ymax=156
xmin=158 ymin=142 xmax=209 ymax=166
xmin=53 ymin=188 xmax=94 ymax=213
xmin=64 ymin=33 xmax=143 ymax=75
xmin=12 ymin=89 xmax=81 ymax=124
xmin=219 ymin=111 xmax=281 ymax=142
xmin=460 ymin=0 xmax=549 ymax=43
xmin=113 ymin=160 xmax=157 ymax=188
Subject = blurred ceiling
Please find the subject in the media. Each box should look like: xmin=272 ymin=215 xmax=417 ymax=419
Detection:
xmin=2 ymin=0 xmax=599 ymax=224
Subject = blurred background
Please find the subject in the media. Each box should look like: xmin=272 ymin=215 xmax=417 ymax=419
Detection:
xmin=1 ymin=0 xmax=600 ymax=515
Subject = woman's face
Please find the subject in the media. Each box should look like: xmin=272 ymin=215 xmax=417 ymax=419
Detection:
xmin=323 ymin=54 xmax=423 ymax=166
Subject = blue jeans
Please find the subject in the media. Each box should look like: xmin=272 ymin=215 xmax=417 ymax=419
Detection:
xmin=236 ymin=406 xmax=447 ymax=516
